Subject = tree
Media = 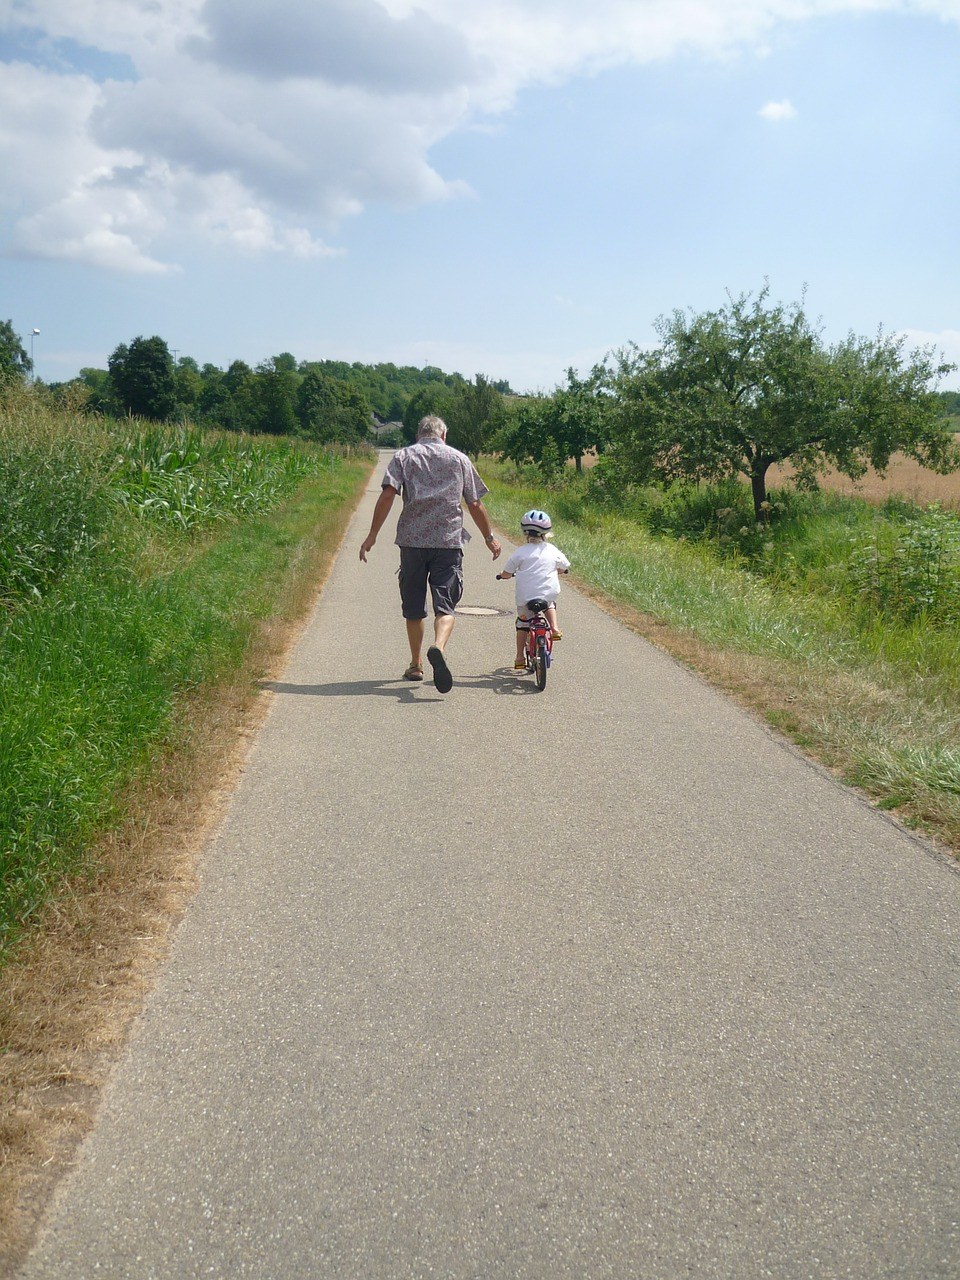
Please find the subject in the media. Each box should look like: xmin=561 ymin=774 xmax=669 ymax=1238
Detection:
xmin=252 ymin=359 xmax=298 ymax=435
xmin=174 ymin=355 xmax=203 ymax=420
xmin=498 ymin=395 xmax=567 ymax=475
xmin=296 ymin=369 xmax=370 ymax=443
xmin=497 ymin=367 xmax=610 ymax=474
xmin=78 ymin=367 xmax=117 ymax=415
xmin=108 ymin=335 xmax=177 ymax=420
xmin=0 ymin=320 xmax=31 ymax=386
xmin=610 ymin=288 xmax=959 ymax=521
xmin=445 ymin=374 xmax=506 ymax=456
xmin=402 ymin=383 xmax=455 ymax=444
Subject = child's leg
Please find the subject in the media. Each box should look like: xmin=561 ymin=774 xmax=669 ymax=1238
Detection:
xmin=546 ymin=605 xmax=561 ymax=637
xmin=515 ymin=613 xmax=528 ymax=664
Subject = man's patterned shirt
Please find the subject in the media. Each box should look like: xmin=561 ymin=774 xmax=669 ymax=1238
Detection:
xmin=382 ymin=440 xmax=489 ymax=549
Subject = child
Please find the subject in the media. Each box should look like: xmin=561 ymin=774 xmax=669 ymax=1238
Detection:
xmin=498 ymin=509 xmax=571 ymax=670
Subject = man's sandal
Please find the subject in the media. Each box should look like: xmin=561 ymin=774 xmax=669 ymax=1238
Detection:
xmin=403 ymin=664 xmax=424 ymax=681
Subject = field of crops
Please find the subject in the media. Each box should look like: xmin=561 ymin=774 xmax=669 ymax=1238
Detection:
xmin=0 ymin=396 xmax=368 ymax=959
xmin=768 ymin=436 xmax=960 ymax=509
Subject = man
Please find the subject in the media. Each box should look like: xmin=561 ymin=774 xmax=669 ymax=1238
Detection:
xmin=359 ymin=415 xmax=501 ymax=692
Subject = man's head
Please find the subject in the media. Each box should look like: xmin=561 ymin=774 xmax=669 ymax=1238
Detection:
xmin=418 ymin=415 xmax=447 ymax=441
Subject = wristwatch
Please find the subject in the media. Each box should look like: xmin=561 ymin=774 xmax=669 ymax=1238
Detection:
xmin=485 ymin=534 xmax=497 ymax=544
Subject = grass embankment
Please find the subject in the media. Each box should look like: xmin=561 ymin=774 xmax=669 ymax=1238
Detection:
xmin=0 ymin=403 xmax=368 ymax=956
xmin=484 ymin=463 xmax=960 ymax=853
xmin=0 ymin=397 xmax=370 ymax=1262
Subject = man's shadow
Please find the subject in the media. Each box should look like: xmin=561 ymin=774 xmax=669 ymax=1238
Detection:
xmin=261 ymin=668 xmax=540 ymax=701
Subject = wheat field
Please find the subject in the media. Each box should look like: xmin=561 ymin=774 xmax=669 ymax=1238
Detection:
xmin=768 ymin=439 xmax=960 ymax=509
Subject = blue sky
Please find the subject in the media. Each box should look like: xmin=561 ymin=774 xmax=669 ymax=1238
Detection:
xmin=2 ymin=1 xmax=958 ymax=392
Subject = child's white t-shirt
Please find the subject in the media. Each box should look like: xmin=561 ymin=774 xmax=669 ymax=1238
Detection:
xmin=502 ymin=541 xmax=571 ymax=607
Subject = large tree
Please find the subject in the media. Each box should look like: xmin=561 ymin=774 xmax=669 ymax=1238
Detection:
xmin=610 ymin=289 xmax=958 ymax=521
xmin=0 ymin=320 xmax=31 ymax=386
xmin=108 ymin=335 xmax=177 ymax=420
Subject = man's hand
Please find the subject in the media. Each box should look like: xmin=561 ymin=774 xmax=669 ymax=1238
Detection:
xmin=487 ymin=537 xmax=502 ymax=560
xmin=359 ymin=536 xmax=375 ymax=563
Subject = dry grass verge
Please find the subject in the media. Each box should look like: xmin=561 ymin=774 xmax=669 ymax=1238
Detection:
xmin=0 ymin=463 xmax=372 ymax=1275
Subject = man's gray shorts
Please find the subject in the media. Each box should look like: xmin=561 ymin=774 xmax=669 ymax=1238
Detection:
xmin=398 ymin=546 xmax=463 ymax=620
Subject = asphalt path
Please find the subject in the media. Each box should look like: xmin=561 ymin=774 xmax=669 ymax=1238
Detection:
xmin=20 ymin=458 xmax=960 ymax=1279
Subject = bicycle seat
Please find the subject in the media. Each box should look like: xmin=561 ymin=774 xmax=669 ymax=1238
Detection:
xmin=525 ymin=598 xmax=550 ymax=614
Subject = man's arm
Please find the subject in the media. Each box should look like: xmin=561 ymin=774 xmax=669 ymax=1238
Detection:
xmin=466 ymin=499 xmax=501 ymax=559
xmin=360 ymin=486 xmax=398 ymax=561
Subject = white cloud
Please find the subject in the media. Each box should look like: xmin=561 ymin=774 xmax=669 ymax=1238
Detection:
xmin=759 ymin=98 xmax=798 ymax=121
xmin=1 ymin=0 xmax=958 ymax=271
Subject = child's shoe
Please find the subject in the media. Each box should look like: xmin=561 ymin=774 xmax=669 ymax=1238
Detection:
xmin=514 ymin=659 xmax=526 ymax=670
xmin=551 ymin=629 xmax=563 ymax=640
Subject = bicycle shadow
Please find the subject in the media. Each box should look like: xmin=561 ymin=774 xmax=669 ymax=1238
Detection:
xmin=452 ymin=669 xmax=543 ymax=696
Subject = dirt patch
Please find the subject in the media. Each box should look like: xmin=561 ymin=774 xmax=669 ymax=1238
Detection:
xmin=0 ymin=475 xmax=368 ymax=1276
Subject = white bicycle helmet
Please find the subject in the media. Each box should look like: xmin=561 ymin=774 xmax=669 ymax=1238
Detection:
xmin=520 ymin=508 xmax=552 ymax=534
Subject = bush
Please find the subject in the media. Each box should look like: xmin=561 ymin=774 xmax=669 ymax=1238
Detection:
xmin=846 ymin=504 xmax=960 ymax=625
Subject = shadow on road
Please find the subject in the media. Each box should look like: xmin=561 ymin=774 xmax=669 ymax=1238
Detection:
xmin=457 ymin=670 xmax=542 ymax=696
xmin=260 ymin=679 xmax=440 ymax=703
xmin=260 ymin=669 xmax=539 ymax=700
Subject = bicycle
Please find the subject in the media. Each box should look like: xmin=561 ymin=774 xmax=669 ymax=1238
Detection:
xmin=496 ymin=575 xmax=553 ymax=691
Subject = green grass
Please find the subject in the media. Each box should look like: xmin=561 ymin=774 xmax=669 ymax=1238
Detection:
xmin=484 ymin=463 xmax=960 ymax=849
xmin=0 ymin=397 xmax=370 ymax=958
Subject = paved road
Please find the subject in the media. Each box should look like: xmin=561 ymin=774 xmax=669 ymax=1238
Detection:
xmin=21 ymin=459 xmax=960 ymax=1279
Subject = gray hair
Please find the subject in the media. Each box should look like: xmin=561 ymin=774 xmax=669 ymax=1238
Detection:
xmin=417 ymin=415 xmax=447 ymax=440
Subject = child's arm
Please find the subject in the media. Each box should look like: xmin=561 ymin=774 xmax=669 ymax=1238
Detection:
xmin=496 ymin=571 xmax=514 ymax=580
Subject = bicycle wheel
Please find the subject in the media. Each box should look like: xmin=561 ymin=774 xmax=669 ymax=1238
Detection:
xmin=534 ymin=637 xmax=548 ymax=690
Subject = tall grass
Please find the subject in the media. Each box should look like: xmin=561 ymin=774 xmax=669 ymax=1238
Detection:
xmin=0 ymin=397 xmax=369 ymax=957
xmin=485 ymin=463 xmax=960 ymax=848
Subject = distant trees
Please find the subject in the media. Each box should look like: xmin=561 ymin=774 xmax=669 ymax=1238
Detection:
xmin=297 ymin=369 xmax=370 ymax=443
xmin=608 ymin=288 xmax=958 ymax=522
xmin=48 ymin=339 xmax=518 ymax=447
xmin=0 ymin=320 xmax=31 ymax=386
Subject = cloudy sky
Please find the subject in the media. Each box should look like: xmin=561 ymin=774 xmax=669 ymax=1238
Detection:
xmin=2 ymin=0 xmax=958 ymax=391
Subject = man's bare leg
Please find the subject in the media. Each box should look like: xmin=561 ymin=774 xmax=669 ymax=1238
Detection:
xmin=406 ymin=618 xmax=425 ymax=668
xmin=433 ymin=613 xmax=455 ymax=651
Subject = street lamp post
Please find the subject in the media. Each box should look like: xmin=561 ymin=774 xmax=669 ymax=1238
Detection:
xmin=30 ymin=328 xmax=40 ymax=381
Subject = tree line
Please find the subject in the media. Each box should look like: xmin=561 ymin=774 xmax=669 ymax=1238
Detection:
xmin=0 ymin=327 xmax=514 ymax=454
xmin=3 ymin=289 xmax=958 ymax=517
